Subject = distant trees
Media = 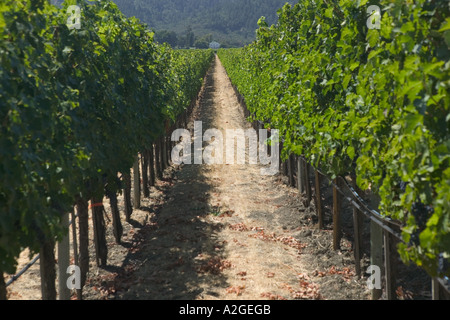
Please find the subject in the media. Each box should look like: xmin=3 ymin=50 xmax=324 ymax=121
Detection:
xmin=154 ymin=30 xmax=178 ymax=47
xmin=112 ymin=0 xmax=291 ymax=47
xmin=154 ymin=26 xmax=196 ymax=48
xmin=184 ymin=25 xmax=195 ymax=48
xmin=195 ymin=34 xmax=213 ymax=49
xmin=155 ymin=28 xmax=217 ymax=49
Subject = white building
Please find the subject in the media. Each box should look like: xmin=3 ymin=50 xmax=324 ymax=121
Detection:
xmin=209 ymin=41 xmax=221 ymax=49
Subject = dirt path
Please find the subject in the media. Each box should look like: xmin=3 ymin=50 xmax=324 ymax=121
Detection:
xmin=113 ymin=56 xmax=319 ymax=300
xmin=85 ymin=56 xmax=371 ymax=300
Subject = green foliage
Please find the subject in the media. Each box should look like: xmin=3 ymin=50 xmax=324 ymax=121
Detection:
xmin=219 ymin=0 xmax=450 ymax=278
xmin=154 ymin=30 xmax=178 ymax=47
xmin=0 ymin=0 xmax=213 ymax=274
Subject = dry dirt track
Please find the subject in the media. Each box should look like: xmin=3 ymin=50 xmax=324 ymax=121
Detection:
xmin=10 ymin=55 xmax=425 ymax=300
xmin=83 ymin=55 xmax=372 ymax=300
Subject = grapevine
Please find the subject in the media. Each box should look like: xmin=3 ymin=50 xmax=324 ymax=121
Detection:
xmin=218 ymin=0 xmax=450 ymax=277
xmin=0 ymin=0 xmax=213 ymax=276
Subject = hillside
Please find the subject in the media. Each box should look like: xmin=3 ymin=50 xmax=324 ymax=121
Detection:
xmin=51 ymin=0 xmax=291 ymax=47
xmin=109 ymin=0 xmax=292 ymax=47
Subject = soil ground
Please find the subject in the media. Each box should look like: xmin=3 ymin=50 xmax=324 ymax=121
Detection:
xmin=4 ymin=55 xmax=432 ymax=301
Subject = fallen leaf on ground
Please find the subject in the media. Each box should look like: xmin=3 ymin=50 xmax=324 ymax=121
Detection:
xmin=197 ymin=257 xmax=232 ymax=275
xmin=260 ymin=292 xmax=287 ymax=300
xmin=229 ymin=223 xmax=249 ymax=231
xmin=226 ymin=285 xmax=245 ymax=296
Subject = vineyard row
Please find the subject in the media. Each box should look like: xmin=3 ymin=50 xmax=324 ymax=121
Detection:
xmin=217 ymin=0 xmax=449 ymax=279
xmin=0 ymin=0 xmax=214 ymax=299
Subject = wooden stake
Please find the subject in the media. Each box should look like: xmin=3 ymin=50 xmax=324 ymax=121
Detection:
xmin=0 ymin=273 xmax=6 ymax=300
xmin=148 ymin=147 xmax=155 ymax=187
xmin=304 ymin=162 xmax=311 ymax=207
xmin=159 ymin=137 xmax=165 ymax=172
xmin=297 ymin=157 xmax=305 ymax=194
xmin=141 ymin=151 xmax=149 ymax=198
xmin=332 ymin=178 xmax=341 ymax=250
xmin=133 ymin=155 xmax=140 ymax=209
xmin=166 ymin=135 xmax=171 ymax=167
xmin=282 ymin=159 xmax=288 ymax=177
xmin=70 ymin=209 xmax=82 ymax=300
xmin=155 ymin=139 xmax=162 ymax=179
xmin=351 ymin=175 xmax=362 ymax=277
xmin=109 ymin=190 xmax=123 ymax=244
xmin=314 ymin=169 xmax=323 ymax=229
xmin=40 ymin=240 xmax=56 ymax=300
xmin=287 ymin=154 xmax=293 ymax=186
xmin=352 ymin=208 xmax=362 ymax=277
xmin=123 ymin=170 xmax=132 ymax=222
xmin=291 ymin=155 xmax=297 ymax=187
xmin=370 ymin=192 xmax=383 ymax=300
xmin=57 ymin=212 xmax=70 ymax=300
xmin=384 ymin=231 xmax=396 ymax=300
xmin=162 ymin=135 xmax=168 ymax=168
xmin=91 ymin=196 xmax=107 ymax=267
xmin=432 ymin=278 xmax=440 ymax=300
xmin=76 ymin=197 xmax=89 ymax=296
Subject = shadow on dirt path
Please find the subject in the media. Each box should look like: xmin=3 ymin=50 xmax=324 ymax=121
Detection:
xmin=111 ymin=57 xmax=237 ymax=300
xmin=100 ymin=56 xmax=367 ymax=300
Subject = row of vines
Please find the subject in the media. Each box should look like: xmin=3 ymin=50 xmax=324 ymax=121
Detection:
xmin=0 ymin=0 xmax=214 ymax=298
xmin=218 ymin=0 xmax=449 ymax=279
